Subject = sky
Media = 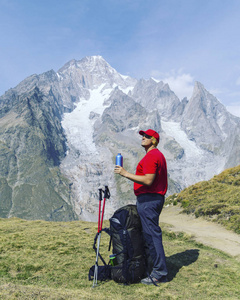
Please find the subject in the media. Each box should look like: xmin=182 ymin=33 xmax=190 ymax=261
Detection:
xmin=1 ymin=0 xmax=240 ymax=116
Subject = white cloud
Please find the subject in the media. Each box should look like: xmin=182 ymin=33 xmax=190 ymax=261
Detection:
xmin=151 ymin=69 xmax=194 ymax=100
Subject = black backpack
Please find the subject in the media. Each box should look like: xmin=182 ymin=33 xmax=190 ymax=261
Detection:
xmin=89 ymin=204 xmax=146 ymax=284
xmin=109 ymin=204 xmax=146 ymax=284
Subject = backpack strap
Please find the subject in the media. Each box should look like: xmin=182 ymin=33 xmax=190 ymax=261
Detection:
xmin=93 ymin=229 xmax=110 ymax=266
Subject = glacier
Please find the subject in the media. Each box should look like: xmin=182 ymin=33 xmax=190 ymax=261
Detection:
xmin=161 ymin=120 xmax=226 ymax=187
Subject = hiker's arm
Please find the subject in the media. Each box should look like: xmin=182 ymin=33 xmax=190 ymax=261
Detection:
xmin=114 ymin=166 xmax=156 ymax=186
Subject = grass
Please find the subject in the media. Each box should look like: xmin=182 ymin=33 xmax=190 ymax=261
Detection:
xmin=0 ymin=217 xmax=240 ymax=299
xmin=166 ymin=165 xmax=240 ymax=234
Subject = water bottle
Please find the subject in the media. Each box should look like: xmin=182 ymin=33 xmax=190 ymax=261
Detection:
xmin=109 ymin=254 xmax=117 ymax=266
xmin=115 ymin=153 xmax=123 ymax=167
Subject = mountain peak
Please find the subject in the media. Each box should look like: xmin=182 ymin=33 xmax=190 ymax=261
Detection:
xmin=190 ymin=81 xmax=213 ymax=103
xmin=193 ymin=81 xmax=206 ymax=94
xmin=58 ymin=55 xmax=117 ymax=78
xmin=86 ymin=55 xmax=105 ymax=62
xmin=80 ymin=55 xmax=108 ymax=66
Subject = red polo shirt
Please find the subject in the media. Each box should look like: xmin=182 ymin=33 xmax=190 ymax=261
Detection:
xmin=134 ymin=148 xmax=168 ymax=196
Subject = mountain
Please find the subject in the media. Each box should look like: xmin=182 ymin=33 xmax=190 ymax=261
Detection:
xmin=0 ymin=87 xmax=77 ymax=221
xmin=0 ymin=55 xmax=239 ymax=221
xmin=180 ymin=82 xmax=240 ymax=156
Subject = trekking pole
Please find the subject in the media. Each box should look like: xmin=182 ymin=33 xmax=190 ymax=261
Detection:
xmin=93 ymin=188 xmax=103 ymax=287
xmin=92 ymin=186 xmax=110 ymax=287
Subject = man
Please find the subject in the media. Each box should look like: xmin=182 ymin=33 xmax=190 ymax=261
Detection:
xmin=114 ymin=129 xmax=168 ymax=285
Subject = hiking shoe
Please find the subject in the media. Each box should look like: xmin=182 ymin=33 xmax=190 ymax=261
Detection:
xmin=141 ymin=275 xmax=168 ymax=285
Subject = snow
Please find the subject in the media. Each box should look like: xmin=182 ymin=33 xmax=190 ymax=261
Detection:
xmin=61 ymin=84 xmax=112 ymax=155
xmin=161 ymin=120 xmax=226 ymax=187
xmin=120 ymin=74 xmax=130 ymax=80
xmin=161 ymin=120 xmax=203 ymax=158
xmin=118 ymin=85 xmax=134 ymax=94
xmin=92 ymin=55 xmax=103 ymax=61
xmin=151 ymin=77 xmax=160 ymax=83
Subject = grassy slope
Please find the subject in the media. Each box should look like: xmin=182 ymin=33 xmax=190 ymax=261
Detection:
xmin=0 ymin=217 xmax=239 ymax=299
xmin=166 ymin=165 xmax=240 ymax=234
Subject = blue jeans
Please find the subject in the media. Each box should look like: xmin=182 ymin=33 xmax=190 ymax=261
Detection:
xmin=137 ymin=193 xmax=168 ymax=279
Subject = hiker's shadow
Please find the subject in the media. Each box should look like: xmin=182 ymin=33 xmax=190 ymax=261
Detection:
xmin=166 ymin=249 xmax=199 ymax=281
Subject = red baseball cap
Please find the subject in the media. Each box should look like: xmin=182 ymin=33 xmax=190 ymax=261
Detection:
xmin=139 ymin=129 xmax=160 ymax=143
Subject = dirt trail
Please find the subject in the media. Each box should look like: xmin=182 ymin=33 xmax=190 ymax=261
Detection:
xmin=160 ymin=205 xmax=240 ymax=258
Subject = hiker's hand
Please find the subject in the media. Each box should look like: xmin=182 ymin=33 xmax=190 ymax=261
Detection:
xmin=114 ymin=165 xmax=127 ymax=177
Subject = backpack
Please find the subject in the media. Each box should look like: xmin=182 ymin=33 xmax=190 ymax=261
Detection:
xmin=89 ymin=204 xmax=146 ymax=284
xmin=109 ymin=204 xmax=146 ymax=284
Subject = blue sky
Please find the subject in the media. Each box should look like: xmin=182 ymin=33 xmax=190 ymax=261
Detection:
xmin=1 ymin=0 xmax=240 ymax=116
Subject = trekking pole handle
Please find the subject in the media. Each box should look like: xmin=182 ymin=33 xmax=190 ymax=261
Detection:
xmin=104 ymin=186 xmax=110 ymax=199
xmin=98 ymin=188 xmax=103 ymax=201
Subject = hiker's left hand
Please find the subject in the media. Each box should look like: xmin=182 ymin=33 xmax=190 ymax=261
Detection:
xmin=114 ymin=165 xmax=127 ymax=176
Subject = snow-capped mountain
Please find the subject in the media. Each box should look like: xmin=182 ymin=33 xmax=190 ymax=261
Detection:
xmin=0 ymin=55 xmax=239 ymax=221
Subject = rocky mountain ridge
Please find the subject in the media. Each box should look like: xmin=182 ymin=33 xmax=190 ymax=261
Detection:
xmin=0 ymin=55 xmax=239 ymax=221
xmin=0 ymin=87 xmax=77 ymax=220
